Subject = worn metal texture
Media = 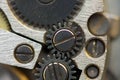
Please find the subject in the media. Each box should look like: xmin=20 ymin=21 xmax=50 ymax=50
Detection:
xmin=0 ymin=0 xmax=104 ymax=43
xmin=0 ymin=0 xmax=45 ymax=43
xmin=73 ymin=0 xmax=107 ymax=80
xmin=0 ymin=0 xmax=107 ymax=80
xmin=0 ymin=29 xmax=42 ymax=69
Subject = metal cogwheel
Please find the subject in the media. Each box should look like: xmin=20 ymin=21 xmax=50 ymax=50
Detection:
xmin=7 ymin=0 xmax=85 ymax=29
xmin=44 ymin=22 xmax=85 ymax=57
xmin=0 ymin=0 xmax=109 ymax=80
xmin=34 ymin=54 xmax=82 ymax=80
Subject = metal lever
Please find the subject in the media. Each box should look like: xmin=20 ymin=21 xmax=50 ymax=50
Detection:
xmin=0 ymin=29 xmax=42 ymax=69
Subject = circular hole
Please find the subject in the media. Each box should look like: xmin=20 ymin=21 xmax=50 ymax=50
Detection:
xmin=88 ymin=13 xmax=110 ymax=36
xmin=85 ymin=38 xmax=105 ymax=58
xmin=85 ymin=64 xmax=100 ymax=79
xmin=14 ymin=44 xmax=34 ymax=64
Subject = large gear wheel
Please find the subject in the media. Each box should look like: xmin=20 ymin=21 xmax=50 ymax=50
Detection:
xmin=7 ymin=0 xmax=84 ymax=29
xmin=34 ymin=54 xmax=81 ymax=80
xmin=45 ymin=22 xmax=85 ymax=57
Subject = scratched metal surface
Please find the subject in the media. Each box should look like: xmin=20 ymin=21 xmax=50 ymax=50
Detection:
xmin=73 ymin=0 xmax=107 ymax=80
xmin=0 ymin=0 xmax=107 ymax=80
xmin=0 ymin=29 xmax=42 ymax=69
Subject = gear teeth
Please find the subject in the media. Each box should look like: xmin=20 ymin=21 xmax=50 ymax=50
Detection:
xmin=8 ymin=0 xmax=84 ymax=29
xmin=45 ymin=22 xmax=85 ymax=58
xmin=67 ymin=59 xmax=72 ymax=64
xmin=76 ymin=37 xmax=83 ymax=41
xmin=67 ymin=15 xmax=73 ymax=20
xmin=46 ymin=34 xmax=52 ymax=39
xmin=57 ymin=54 xmax=62 ymax=60
xmin=38 ymin=62 xmax=43 ymax=67
xmin=70 ymin=65 xmax=75 ymax=69
xmin=71 ymin=11 xmax=77 ymax=16
xmin=74 ymin=5 xmax=80 ymax=10
xmin=41 ymin=58 xmax=47 ymax=63
xmin=48 ymin=30 xmax=54 ymax=34
xmin=71 ymin=50 xmax=76 ymax=55
xmin=77 ymin=0 xmax=84 ymax=5
xmin=58 ymin=22 xmax=64 ymax=28
xmin=76 ymin=42 xmax=82 ymax=46
xmin=55 ymin=52 xmax=60 ymax=58
xmin=71 ymin=26 xmax=77 ymax=31
xmin=71 ymin=76 xmax=77 ymax=79
xmin=66 ymin=52 xmax=71 ymax=58
xmin=52 ymin=25 xmax=58 ymax=31
xmin=63 ymin=56 xmax=67 ymax=61
xmin=76 ymin=31 xmax=81 ymax=36
xmin=47 ymin=55 xmax=51 ymax=59
xmin=71 ymin=71 xmax=77 ymax=74
xmin=58 ymin=22 xmax=62 ymax=28
xmin=50 ymin=48 xmax=56 ymax=53
xmin=74 ymin=46 xmax=80 ymax=51
xmin=35 ymin=68 xmax=40 ymax=71
xmin=47 ymin=44 xmax=54 ymax=49
xmin=10 ymin=1 xmax=15 ymax=5
xmin=45 ymin=40 xmax=52 ymax=44
xmin=64 ymin=22 xmax=67 ymax=26
xmin=34 ymin=73 xmax=40 ymax=77
xmin=34 ymin=54 xmax=80 ymax=80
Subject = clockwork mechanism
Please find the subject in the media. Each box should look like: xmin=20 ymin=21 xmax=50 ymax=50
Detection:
xmin=0 ymin=0 xmax=112 ymax=80
xmin=8 ymin=0 xmax=84 ymax=29
xmin=45 ymin=22 xmax=85 ymax=57
xmin=34 ymin=54 xmax=82 ymax=80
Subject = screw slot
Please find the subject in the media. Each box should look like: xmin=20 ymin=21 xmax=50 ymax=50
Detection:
xmin=37 ymin=0 xmax=55 ymax=5
xmin=85 ymin=38 xmax=106 ymax=58
xmin=53 ymin=29 xmax=76 ymax=52
xmin=14 ymin=44 xmax=34 ymax=64
xmin=43 ymin=62 xmax=68 ymax=80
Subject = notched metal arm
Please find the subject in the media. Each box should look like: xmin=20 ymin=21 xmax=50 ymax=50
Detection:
xmin=0 ymin=0 xmax=46 ymax=43
xmin=0 ymin=29 xmax=42 ymax=69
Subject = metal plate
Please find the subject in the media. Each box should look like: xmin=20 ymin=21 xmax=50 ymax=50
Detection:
xmin=0 ymin=0 xmax=107 ymax=80
xmin=0 ymin=29 xmax=42 ymax=69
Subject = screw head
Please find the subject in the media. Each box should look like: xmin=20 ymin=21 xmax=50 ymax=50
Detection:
xmin=86 ymin=38 xmax=105 ymax=58
xmin=14 ymin=44 xmax=34 ymax=63
xmin=53 ymin=29 xmax=76 ymax=52
xmin=43 ymin=62 xmax=68 ymax=80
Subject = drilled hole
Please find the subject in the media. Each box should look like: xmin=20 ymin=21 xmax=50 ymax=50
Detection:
xmin=88 ymin=13 xmax=110 ymax=36
xmin=85 ymin=64 xmax=100 ymax=79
